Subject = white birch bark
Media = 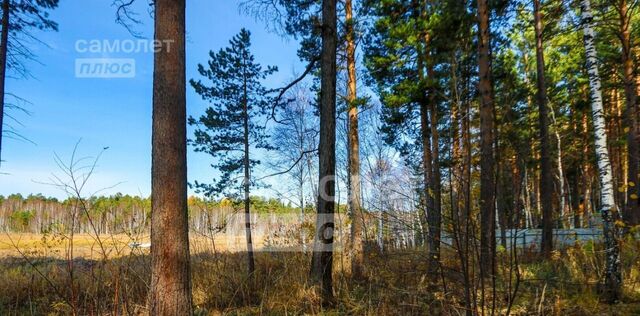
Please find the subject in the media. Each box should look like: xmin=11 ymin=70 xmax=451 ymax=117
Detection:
xmin=580 ymin=0 xmax=621 ymax=301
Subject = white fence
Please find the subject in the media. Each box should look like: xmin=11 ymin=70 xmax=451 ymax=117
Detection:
xmin=440 ymin=228 xmax=603 ymax=251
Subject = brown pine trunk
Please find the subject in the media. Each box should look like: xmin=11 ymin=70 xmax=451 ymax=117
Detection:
xmin=477 ymin=0 xmax=496 ymax=277
xmin=0 ymin=0 xmax=9 ymax=164
xmin=619 ymin=0 xmax=639 ymax=226
xmin=413 ymin=0 xmax=439 ymax=281
xmin=243 ymin=67 xmax=255 ymax=275
xmin=310 ymin=0 xmax=337 ymax=306
xmin=345 ymin=0 xmax=364 ymax=279
xmin=423 ymin=30 xmax=441 ymax=280
xmin=534 ymin=0 xmax=554 ymax=257
xmin=149 ymin=0 xmax=193 ymax=314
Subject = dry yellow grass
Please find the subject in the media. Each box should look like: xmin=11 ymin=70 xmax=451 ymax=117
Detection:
xmin=1 ymin=234 xmax=640 ymax=315
xmin=0 ymin=232 xmax=269 ymax=259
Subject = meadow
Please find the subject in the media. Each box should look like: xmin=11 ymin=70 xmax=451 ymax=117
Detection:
xmin=2 ymin=232 xmax=640 ymax=315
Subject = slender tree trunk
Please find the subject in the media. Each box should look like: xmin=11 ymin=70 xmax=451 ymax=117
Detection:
xmin=408 ymin=0 xmax=429 ymax=249
xmin=299 ymin=133 xmax=307 ymax=252
xmin=345 ymin=0 xmax=364 ymax=279
xmin=0 ymin=0 xmax=9 ymax=164
xmin=424 ymin=31 xmax=441 ymax=281
xmin=149 ymin=0 xmax=193 ymax=314
xmin=570 ymin=167 xmax=580 ymax=229
xmin=619 ymin=0 xmax=640 ymax=226
xmin=551 ymin=109 xmax=567 ymax=229
xmin=523 ymin=168 xmax=533 ymax=228
xmin=581 ymin=113 xmax=593 ymax=228
xmin=462 ymin=67 xmax=473 ymax=302
xmin=450 ymin=57 xmax=472 ymax=315
xmin=580 ymin=0 xmax=622 ymax=302
xmin=243 ymin=71 xmax=255 ymax=275
xmin=310 ymin=0 xmax=337 ymax=306
xmin=534 ymin=0 xmax=554 ymax=257
xmin=477 ymin=0 xmax=496 ymax=277
xmin=611 ymin=90 xmax=625 ymax=208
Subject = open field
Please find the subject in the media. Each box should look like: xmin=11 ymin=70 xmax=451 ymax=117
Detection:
xmin=0 ymin=233 xmax=274 ymax=259
xmin=2 ymin=233 xmax=640 ymax=315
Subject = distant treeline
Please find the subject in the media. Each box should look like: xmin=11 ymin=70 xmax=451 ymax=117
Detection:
xmin=0 ymin=193 xmax=307 ymax=234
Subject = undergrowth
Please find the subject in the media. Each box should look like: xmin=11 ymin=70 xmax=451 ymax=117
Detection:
xmin=0 ymin=240 xmax=640 ymax=315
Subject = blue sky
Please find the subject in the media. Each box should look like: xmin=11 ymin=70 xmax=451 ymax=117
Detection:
xmin=0 ymin=0 xmax=304 ymax=199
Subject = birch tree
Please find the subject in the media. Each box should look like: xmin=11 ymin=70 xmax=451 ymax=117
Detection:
xmin=580 ymin=0 xmax=622 ymax=303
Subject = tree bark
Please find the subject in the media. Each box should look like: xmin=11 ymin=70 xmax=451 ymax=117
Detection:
xmin=0 ymin=0 xmax=9 ymax=164
xmin=345 ymin=0 xmax=364 ymax=280
xmin=310 ymin=0 xmax=337 ymax=306
xmin=534 ymin=0 xmax=554 ymax=257
xmin=580 ymin=0 xmax=622 ymax=303
xmin=149 ymin=0 xmax=193 ymax=314
xmin=422 ymin=29 xmax=441 ymax=281
xmin=243 ymin=63 xmax=255 ymax=275
xmin=477 ymin=0 xmax=496 ymax=277
xmin=619 ymin=0 xmax=639 ymax=226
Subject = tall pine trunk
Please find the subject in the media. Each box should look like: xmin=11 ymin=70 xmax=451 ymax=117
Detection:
xmin=310 ymin=0 xmax=337 ymax=306
xmin=0 ymin=0 xmax=9 ymax=164
xmin=422 ymin=27 xmax=441 ymax=280
xmin=477 ymin=0 xmax=496 ymax=277
xmin=414 ymin=0 xmax=438 ymax=279
xmin=243 ymin=71 xmax=255 ymax=275
xmin=534 ymin=0 xmax=554 ymax=257
xmin=149 ymin=0 xmax=193 ymax=314
xmin=619 ymin=0 xmax=639 ymax=226
xmin=580 ymin=0 xmax=622 ymax=303
xmin=345 ymin=0 xmax=364 ymax=279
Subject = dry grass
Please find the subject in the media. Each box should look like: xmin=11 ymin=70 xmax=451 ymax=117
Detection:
xmin=1 ymin=233 xmax=640 ymax=315
xmin=0 ymin=233 xmax=269 ymax=259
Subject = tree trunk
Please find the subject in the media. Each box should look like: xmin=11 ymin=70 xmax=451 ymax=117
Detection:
xmin=345 ymin=0 xmax=364 ymax=280
xmin=550 ymin=109 xmax=566 ymax=228
xmin=0 ymin=0 xmax=9 ymax=164
xmin=310 ymin=0 xmax=337 ymax=306
xmin=424 ymin=31 xmax=441 ymax=281
xmin=149 ymin=0 xmax=193 ymax=314
xmin=580 ymin=0 xmax=622 ymax=302
xmin=619 ymin=0 xmax=640 ymax=226
xmin=534 ymin=0 xmax=554 ymax=257
xmin=477 ymin=0 xmax=496 ymax=277
xmin=243 ymin=67 xmax=255 ymax=275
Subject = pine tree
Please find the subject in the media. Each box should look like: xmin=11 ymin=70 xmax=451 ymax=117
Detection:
xmin=477 ymin=0 xmax=497 ymax=280
xmin=616 ymin=0 xmax=640 ymax=226
xmin=533 ymin=0 xmax=554 ymax=257
xmin=344 ymin=0 xmax=364 ymax=280
xmin=149 ymin=0 xmax=193 ymax=314
xmin=363 ymin=0 xmax=432 ymax=249
xmin=189 ymin=28 xmax=277 ymax=275
xmin=310 ymin=0 xmax=337 ymax=306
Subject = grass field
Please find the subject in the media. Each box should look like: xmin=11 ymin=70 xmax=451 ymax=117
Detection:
xmin=1 ymin=233 xmax=640 ymax=315
xmin=0 ymin=232 xmax=271 ymax=259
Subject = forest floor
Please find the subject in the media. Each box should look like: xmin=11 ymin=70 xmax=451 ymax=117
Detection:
xmin=0 ymin=233 xmax=639 ymax=315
